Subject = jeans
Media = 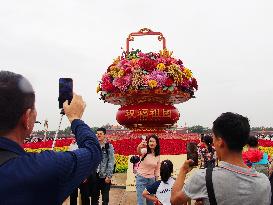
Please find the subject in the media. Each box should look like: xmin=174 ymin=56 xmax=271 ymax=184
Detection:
xmin=136 ymin=174 xmax=155 ymax=205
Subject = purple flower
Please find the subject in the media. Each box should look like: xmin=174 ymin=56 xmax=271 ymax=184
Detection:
xmin=148 ymin=70 xmax=168 ymax=87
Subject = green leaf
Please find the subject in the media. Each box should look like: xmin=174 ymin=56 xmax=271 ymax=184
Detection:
xmin=168 ymin=86 xmax=174 ymax=91
xmin=142 ymin=70 xmax=148 ymax=74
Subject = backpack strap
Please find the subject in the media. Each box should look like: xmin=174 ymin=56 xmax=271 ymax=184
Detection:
xmin=0 ymin=149 xmax=18 ymax=166
xmin=206 ymin=166 xmax=217 ymax=205
xmin=104 ymin=142 xmax=109 ymax=155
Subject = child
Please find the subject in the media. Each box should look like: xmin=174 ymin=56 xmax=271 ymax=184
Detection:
xmin=142 ymin=160 xmax=175 ymax=205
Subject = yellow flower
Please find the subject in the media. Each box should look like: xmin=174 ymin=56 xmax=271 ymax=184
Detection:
xmin=117 ymin=69 xmax=125 ymax=78
xmin=168 ymin=64 xmax=183 ymax=83
xmin=156 ymin=63 xmax=166 ymax=71
xmin=109 ymin=66 xmax=120 ymax=78
xmin=148 ymin=80 xmax=158 ymax=88
xmin=113 ymin=56 xmax=121 ymax=65
xmin=160 ymin=49 xmax=173 ymax=58
xmin=130 ymin=59 xmax=138 ymax=66
xmin=96 ymin=85 xmax=101 ymax=93
xmin=183 ymin=68 xmax=192 ymax=79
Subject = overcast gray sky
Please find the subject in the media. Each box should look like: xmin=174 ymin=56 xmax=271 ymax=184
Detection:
xmin=1 ymin=0 xmax=272 ymax=130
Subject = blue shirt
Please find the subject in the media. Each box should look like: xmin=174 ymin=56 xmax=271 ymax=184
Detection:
xmin=253 ymin=153 xmax=269 ymax=165
xmin=0 ymin=119 xmax=102 ymax=205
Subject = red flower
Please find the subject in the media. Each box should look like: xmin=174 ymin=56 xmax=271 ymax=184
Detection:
xmin=242 ymin=149 xmax=263 ymax=163
xmin=177 ymin=59 xmax=183 ymax=65
xmin=165 ymin=78 xmax=174 ymax=87
xmin=138 ymin=58 xmax=157 ymax=72
xmin=191 ymin=78 xmax=198 ymax=90
xmin=101 ymin=81 xmax=115 ymax=92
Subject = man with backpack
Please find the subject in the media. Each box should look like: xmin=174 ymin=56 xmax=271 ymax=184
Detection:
xmin=89 ymin=127 xmax=115 ymax=205
xmin=171 ymin=112 xmax=271 ymax=205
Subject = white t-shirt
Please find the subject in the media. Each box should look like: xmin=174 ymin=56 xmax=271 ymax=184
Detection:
xmin=146 ymin=177 xmax=175 ymax=205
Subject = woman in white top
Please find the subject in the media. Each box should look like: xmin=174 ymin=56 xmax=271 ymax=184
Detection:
xmin=143 ymin=160 xmax=175 ymax=205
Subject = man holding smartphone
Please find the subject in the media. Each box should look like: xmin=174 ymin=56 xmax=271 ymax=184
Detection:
xmin=0 ymin=71 xmax=102 ymax=205
xmin=171 ymin=112 xmax=271 ymax=205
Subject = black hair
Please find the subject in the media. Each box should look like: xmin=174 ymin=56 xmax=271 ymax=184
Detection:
xmin=141 ymin=134 xmax=160 ymax=161
xmin=96 ymin=127 xmax=106 ymax=135
xmin=200 ymin=133 xmax=205 ymax=142
xmin=160 ymin=160 xmax=173 ymax=183
xmin=247 ymin=135 xmax=259 ymax=148
xmin=203 ymin=135 xmax=213 ymax=153
xmin=212 ymin=112 xmax=250 ymax=152
xmin=0 ymin=71 xmax=35 ymax=136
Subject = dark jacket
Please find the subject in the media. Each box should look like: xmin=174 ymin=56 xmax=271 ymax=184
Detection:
xmin=0 ymin=119 xmax=102 ymax=205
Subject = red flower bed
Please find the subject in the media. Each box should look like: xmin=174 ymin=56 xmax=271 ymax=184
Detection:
xmin=110 ymin=138 xmax=199 ymax=156
xmin=258 ymin=139 xmax=273 ymax=147
xmin=23 ymin=138 xmax=74 ymax=149
xmin=23 ymin=135 xmax=273 ymax=156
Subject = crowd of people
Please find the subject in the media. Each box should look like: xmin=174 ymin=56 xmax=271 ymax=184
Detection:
xmin=0 ymin=71 xmax=272 ymax=205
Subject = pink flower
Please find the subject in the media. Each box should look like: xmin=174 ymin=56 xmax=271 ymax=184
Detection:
xmin=101 ymin=73 xmax=116 ymax=92
xmin=113 ymin=74 xmax=132 ymax=92
xmin=148 ymin=70 xmax=168 ymax=87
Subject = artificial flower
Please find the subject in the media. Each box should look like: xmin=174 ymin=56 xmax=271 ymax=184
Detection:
xmin=177 ymin=59 xmax=183 ymax=65
xmin=101 ymin=80 xmax=115 ymax=92
xmin=131 ymin=69 xmax=143 ymax=89
xmin=96 ymin=85 xmax=101 ymax=93
xmin=148 ymin=70 xmax=168 ymax=87
xmin=165 ymin=77 xmax=174 ymax=87
xmin=167 ymin=64 xmax=183 ymax=84
xmin=98 ymin=49 xmax=198 ymax=97
xmin=191 ymin=78 xmax=198 ymax=90
xmin=138 ymin=58 xmax=157 ymax=72
xmin=109 ymin=66 xmax=121 ymax=78
xmin=148 ymin=80 xmax=158 ymax=88
xmin=113 ymin=74 xmax=132 ymax=92
xmin=113 ymin=56 xmax=121 ymax=65
xmin=242 ymin=149 xmax=263 ymax=163
xmin=117 ymin=69 xmax=125 ymax=78
xmin=183 ymin=68 xmax=192 ymax=79
xmin=156 ymin=63 xmax=166 ymax=71
xmin=160 ymin=49 xmax=173 ymax=58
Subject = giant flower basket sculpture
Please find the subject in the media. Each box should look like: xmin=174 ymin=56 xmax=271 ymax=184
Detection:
xmin=97 ymin=28 xmax=198 ymax=131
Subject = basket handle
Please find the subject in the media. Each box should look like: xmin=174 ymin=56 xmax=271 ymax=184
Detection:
xmin=126 ymin=28 xmax=166 ymax=53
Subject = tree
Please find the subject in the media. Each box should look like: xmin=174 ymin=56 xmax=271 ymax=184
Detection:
xmin=188 ymin=125 xmax=210 ymax=134
xmin=101 ymin=123 xmax=112 ymax=129
xmin=91 ymin=127 xmax=99 ymax=133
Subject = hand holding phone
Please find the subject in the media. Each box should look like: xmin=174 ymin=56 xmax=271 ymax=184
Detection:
xmin=63 ymin=94 xmax=86 ymax=123
xmin=180 ymin=159 xmax=194 ymax=174
xmin=186 ymin=142 xmax=198 ymax=167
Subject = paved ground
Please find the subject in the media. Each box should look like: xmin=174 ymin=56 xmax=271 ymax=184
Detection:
xmin=63 ymin=173 xmax=137 ymax=205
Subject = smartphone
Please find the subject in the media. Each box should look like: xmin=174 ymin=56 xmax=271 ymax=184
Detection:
xmin=58 ymin=78 xmax=73 ymax=109
xmin=186 ymin=142 xmax=198 ymax=167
